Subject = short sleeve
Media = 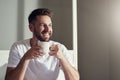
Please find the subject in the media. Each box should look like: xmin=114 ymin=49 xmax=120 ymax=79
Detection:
xmin=60 ymin=44 xmax=75 ymax=67
xmin=7 ymin=43 xmax=21 ymax=67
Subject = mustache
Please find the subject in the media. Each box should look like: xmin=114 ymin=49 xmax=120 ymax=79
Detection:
xmin=41 ymin=30 xmax=51 ymax=34
xmin=41 ymin=31 xmax=47 ymax=34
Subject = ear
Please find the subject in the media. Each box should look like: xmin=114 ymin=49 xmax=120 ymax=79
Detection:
xmin=29 ymin=24 xmax=34 ymax=32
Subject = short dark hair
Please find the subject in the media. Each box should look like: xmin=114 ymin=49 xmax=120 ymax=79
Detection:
xmin=28 ymin=8 xmax=53 ymax=24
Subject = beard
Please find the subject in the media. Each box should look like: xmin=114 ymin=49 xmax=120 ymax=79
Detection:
xmin=34 ymin=28 xmax=52 ymax=41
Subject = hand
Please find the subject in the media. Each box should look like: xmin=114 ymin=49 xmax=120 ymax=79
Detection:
xmin=23 ymin=38 xmax=44 ymax=60
xmin=24 ymin=46 xmax=44 ymax=60
xmin=49 ymin=44 xmax=64 ymax=59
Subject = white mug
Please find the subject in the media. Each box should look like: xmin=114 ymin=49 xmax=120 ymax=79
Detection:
xmin=37 ymin=41 xmax=51 ymax=54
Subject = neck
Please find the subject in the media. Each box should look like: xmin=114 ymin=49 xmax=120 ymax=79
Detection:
xmin=30 ymin=37 xmax=38 ymax=47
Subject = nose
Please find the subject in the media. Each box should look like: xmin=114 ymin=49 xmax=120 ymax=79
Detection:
xmin=44 ymin=25 xmax=49 ymax=31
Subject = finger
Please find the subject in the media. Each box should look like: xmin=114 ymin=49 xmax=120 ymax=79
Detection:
xmin=55 ymin=44 xmax=59 ymax=51
xmin=32 ymin=55 xmax=40 ymax=59
xmin=49 ymin=52 xmax=55 ymax=55
xmin=35 ymin=47 xmax=41 ymax=51
xmin=37 ymin=50 xmax=44 ymax=56
xmin=49 ymin=45 xmax=55 ymax=51
xmin=32 ymin=52 xmax=41 ymax=58
xmin=49 ymin=44 xmax=59 ymax=52
xmin=34 ymin=49 xmax=45 ymax=57
xmin=34 ymin=46 xmax=43 ymax=51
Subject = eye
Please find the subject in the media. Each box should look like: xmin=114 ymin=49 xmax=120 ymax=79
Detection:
xmin=39 ymin=23 xmax=44 ymax=27
xmin=48 ymin=24 xmax=52 ymax=27
xmin=39 ymin=23 xmax=52 ymax=28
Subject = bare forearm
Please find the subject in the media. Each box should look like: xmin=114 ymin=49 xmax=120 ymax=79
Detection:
xmin=5 ymin=57 xmax=30 ymax=80
xmin=59 ymin=57 xmax=80 ymax=80
xmin=49 ymin=44 xmax=80 ymax=80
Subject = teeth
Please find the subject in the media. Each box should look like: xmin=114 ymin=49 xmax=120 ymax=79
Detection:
xmin=44 ymin=33 xmax=48 ymax=35
xmin=43 ymin=33 xmax=49 ymax=36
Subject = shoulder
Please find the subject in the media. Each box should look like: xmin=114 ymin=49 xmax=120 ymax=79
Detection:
xmin=13 ymin=39 xmax=30 ymax=45
xmin=10 ymin=39 xmax=30 ymax=50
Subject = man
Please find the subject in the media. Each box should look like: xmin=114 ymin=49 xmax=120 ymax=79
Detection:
xmin=5 ymin=8 xmax=80 ymax=80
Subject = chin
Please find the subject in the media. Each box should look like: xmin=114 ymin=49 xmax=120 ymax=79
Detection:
xmin=42 ymin=37 xmax=50 ymax=42
xmin=44 ymin=39 xmax=50 ymax=42
xmin=42 ymin=36 xmax=51 ymax=41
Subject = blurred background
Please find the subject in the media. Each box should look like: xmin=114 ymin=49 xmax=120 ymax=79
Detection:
xmin=0 ymin=0 xmax=120 ymax=80
xmin=0 ymin=0 xmax=73 ymax=50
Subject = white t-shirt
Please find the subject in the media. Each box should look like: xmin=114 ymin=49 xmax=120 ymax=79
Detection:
xmin=7 ymin=39 xmax=74 ymax=80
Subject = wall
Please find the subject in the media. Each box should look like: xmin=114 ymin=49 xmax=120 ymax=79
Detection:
xmin=78 ymin=0 xmax=109 ymax=80
xmin=109 ymin=0 xmax=120 ymax=80
xmin=78 ymin=0 xmax=120 ymax=80
xmin=0 ymin=0 xmax=18 ymax=49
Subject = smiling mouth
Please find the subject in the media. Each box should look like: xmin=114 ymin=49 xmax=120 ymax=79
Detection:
xmin=41 ymin=30 xmax=51 ymax=35
xmin=41 ymin=30 xmax=52 ymax=40
xmin=41 ymin=32 xmax=50 ymax=37
xmin=43 ymin=33 xmax=49 ymax=36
